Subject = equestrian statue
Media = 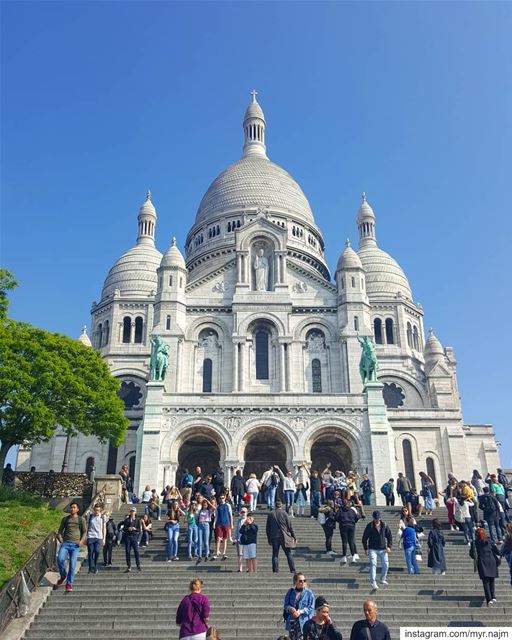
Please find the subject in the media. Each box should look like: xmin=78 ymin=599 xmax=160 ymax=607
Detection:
xmin=357 ymin=334 xmax=378 ymax=385
xmin=149 ymin=335 xmax=169 ymax=381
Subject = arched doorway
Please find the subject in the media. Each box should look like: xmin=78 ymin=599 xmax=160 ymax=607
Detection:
xmin=310 ymin=433 xmax=353 ymax=474
xmin=243 ymin=429 xmax=288 ymax=479
xmin=178 ymin=435 xmax=221 ymax=480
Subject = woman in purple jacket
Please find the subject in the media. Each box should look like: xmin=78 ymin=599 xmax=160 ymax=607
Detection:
xmin=176 ymin=578 xmax=211 ymax=640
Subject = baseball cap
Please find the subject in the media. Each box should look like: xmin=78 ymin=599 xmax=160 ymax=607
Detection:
xmin=372 ymin=510 xmax=381 ymax=519
xmin=129 ymin=507 xmax=137 ymax=512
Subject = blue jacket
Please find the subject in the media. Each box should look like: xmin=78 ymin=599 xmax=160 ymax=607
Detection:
xmin=283 ymin=587 xmax=315 ymax=632
xmin=401 ymin=526 xmax=417 ymax=550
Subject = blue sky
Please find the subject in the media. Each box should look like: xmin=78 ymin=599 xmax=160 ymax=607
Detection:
xmin=1 ymin=1 xmax=511 ymax=469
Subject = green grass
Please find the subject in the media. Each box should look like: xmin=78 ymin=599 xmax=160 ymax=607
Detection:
xmin=0 ymin=487 xmax=64 ymax=588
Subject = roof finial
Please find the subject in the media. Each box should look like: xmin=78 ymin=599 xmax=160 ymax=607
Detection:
xmin=82 ymin=325 xmax=87 ymax=334
xmin=362 ymin=191 xmax=366 ymax=202
xmin=428 ymin=327 xmax=434 ymax=337
xmin=250 ymin=89 xmax=258 ymax=102
xmin=345 ymin=238 xmax=351 ymax=248
xmin=172 ymin=237 xmax=176 ymax=246
xmin=146 ymin=190 xmax=152 ymax=201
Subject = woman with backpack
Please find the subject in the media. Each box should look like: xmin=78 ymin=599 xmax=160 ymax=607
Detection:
xmin=470 ymin=527 xmax=501 ymax=606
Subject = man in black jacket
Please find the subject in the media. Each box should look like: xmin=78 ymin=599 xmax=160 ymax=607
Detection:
xmin=349 ymin=600 xmax=391 ymax=640
xmin=123 ymin=507 xmax=142 ymax=572
xmin=479 ymin=487 xmax=503 ymax=543
xmin=230 ymin=469 xmax=246 ymax=514
xmin=266 ymin=500 xmax=296 ymax=573
xmin=362 ymin=511 xmax=392 ymax=590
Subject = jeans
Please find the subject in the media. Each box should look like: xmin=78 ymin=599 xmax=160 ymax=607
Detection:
xmin=284 ymin=490 xmax=294 ymax=513
xmin=166 ymin=523 xmax=180 ymax=559
xmin=325 ymin=486 xmax=334 ymax=501
xmin=145 ymin=505 xmax=161 ymax=519
xmin=362 ymin=492 xmax=372 ymax=506
xmin=57 ymin=541 xmax=80 ymax=585
xmin=103 ymin=539 xmax=114 ymax=565
xmin=267 ymin=485 xmax=277 ymax=509
xmin=385 ymin=493 xmax=395 ymax=506
xmin=322 ymin=524 xmax=334 ymax=552
xmin=124 ymin=535 xmax=140 ymax=568
xmin=87 ymin=538 xmax=102 ymax=572
xmin=187 ymin=523 xmax=199 ymax=557
xmin=404 ymin=546 xmax=420 ymax=574
xmin=485 ymin=517 xmax=501 ymax=542
xmin=198 ymin=522 xmax=210 ymax=558
xmin=368 ymin=548 xmax=389 ymax=584
xmin=462 ymin=517 xmax=474 ymax=543
xmin=249 ymin=492 xmax=258 ymax=512
xmin=340 ymin=525 xmax=357 ymax=557
xmin=271 ymin=538 xmax=295 ymax=573
xmin=233 ymin=493 xmax=243 ymax=512
xmin=310 ymin=490 xmax=322 ymax=518
xmin=138 ymin=530 xmax=151 ymax=546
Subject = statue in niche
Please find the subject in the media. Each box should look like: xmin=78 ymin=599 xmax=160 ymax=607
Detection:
xmin=253 ymin=248 xmax=269 ymax=291
xmin=200 ymin=331 xmax=218 ymax=349
xmin=357 ymin=334 xmax=378 ymax=385
xmin=307 ymin=331 xmax=325 ymax=351
xmin=150 ymin=335 xmax=169 ymax=381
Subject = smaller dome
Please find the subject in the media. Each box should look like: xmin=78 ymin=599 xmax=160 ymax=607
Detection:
xmin=102 ymin=244 xmax=162 ymax=299
xmin=77 ymin=325 xmax=92 ymax=347
xmin=244 ymin=99 xmax=265 ymax=122
xmin=160 ymin=237 xmax=186 ymax=269
xmin=424 ymin=328 xmax=444 ymax=361
xmin=337 ymin=239 xmax=363 ymax=271
xmin=356 ymin=192 xmax=375 ymax=224
xmin=358 ymin=245 xmax=412 ymax=300
xmin=139 ymin=190 xmax=156 ymax=216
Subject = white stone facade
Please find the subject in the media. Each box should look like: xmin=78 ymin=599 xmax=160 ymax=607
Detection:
xmin=20 ymin=95 xmax=501 ymax=503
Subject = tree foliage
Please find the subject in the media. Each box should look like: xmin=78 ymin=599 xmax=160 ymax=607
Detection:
xmin=0 ymin=271 xmax=128 ymax=481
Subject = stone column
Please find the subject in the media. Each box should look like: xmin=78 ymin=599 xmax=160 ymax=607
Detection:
xmin=239 ymin=341 xmax=246 ymax=392
xmin=93 ymin=475 xmax=122 ymax=513
xmin=233 ymin=342 xmax=239 ymax=392
xmin=130 ymin=321 xmax=136 ymax=343
xmin=279 ymin=342 xmax=286 ymax=391
xmin=237 ymin=254 xmax=242 ymax=283
xmin=135 ymin=382 xmax=164 ymax=493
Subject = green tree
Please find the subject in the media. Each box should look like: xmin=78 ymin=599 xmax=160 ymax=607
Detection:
xmin=0 ymin=274 xmax=128 ymax=484
xmin=0 ymin=269 xmax=18 ymax=320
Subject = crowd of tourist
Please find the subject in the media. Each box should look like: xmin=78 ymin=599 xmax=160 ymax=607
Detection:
xmin=42 ymin=461 xmax=511 ymax=637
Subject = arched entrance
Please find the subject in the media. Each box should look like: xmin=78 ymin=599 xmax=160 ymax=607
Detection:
xmin=178 ymin=435 xmax=221 ymax=479
xmin=310 ymin=433 xmax=353 ymax=474
xmin=243 ymin=428 xmax=288 ymax=478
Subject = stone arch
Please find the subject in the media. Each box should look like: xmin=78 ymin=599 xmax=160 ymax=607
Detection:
xmin=234 ymin=419 xmax=297 ymax=470
xmin=161 ymin=419 xmax=230 ymax=465
xmin=185 ymin=316 xmax=230 ymax=342
xmin=301 ymin=421 xmax=364 ymax=473
xmin=378 ymin=369 xmax=427 ymax=407
xmin=238 ymin=225 xmax=286 ymax=252
xmin=423 ymin=450 xmax=441 ymax=494
xmin=292 ymin=318 xmax=337 ymax=343
xmin=238 ymin=312 xmax=286 ymax=337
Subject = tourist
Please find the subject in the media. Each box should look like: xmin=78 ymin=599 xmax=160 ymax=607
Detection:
xmin=103 ymin=513 xmax=117 ymax=567
xmin=488 ymin=474 xmax=509 ymax=523
xmin=337 ymin=498 xmax=360 ymax=564
xmin=119 ymin=464 xmax=133 ymax=503
xmin=396 ymin=472 xmax=412 ymax=507
xmin=230 ymin=469 xmax=246 ymax=514
xmin=471 ymin=469 xmax=487 ymax=498
xmin=427 ymin=518 xmax=446 ymax=575
xmin=470 ymin=527 xmax=501 ymax=606
xmin=349 ymin=599 xmax=391 ymax=640
xmin=186 ymin=500 xmax=199 ymax=560
xmin=362 ymin=510 xmax=392 ymax=590
xmin=306 ymin=467 xmax=323 ymax=518
xmin=122 ymin=506 xmax=142 ymax=572
xmin=86 ymin=502 xmax=106 ymax=574
xmin=141 ymin=484 xmax=153 ymax=503
xmin=454 ymin=495 xmax=474 ymax=545
xmin=262 ymin=465 xmax=280 ymax=510
xmin=500 ymin=522 xmax=512 ymax=586
xmin=294 ymin=481 xmax=309 ymax=517
xmin=56 ymin=501 xmax=87 ymax=591
xmin=283 ymin=572 xmax=315 ymax=640
xmin=409 ymin=489 xmax=421 ymax=517
xmin=443 ymin=476 xmax=458 ymax=530
xmin=479 ymin=487 xmax=503 ymax=543
xmin=302 ymin=596 xmax=342 ymax=640
xmin=161 ymin=484 xmax=173 ymax=507
xmin=212 ymin=467 xmax=225 ymax=500
xmin=360 ymin=474 xmax=373 ymax=506
xmin=197 ymin=498 xmax=214 ymax=562
xmin=176 ymin=578 xmax=210 ymax=640
xmin=179 ymin=467 xmax=194 ymax=490
xmin=318 ymin=500 xmax=337 ymax=556
xmin=240 ymin=511 xmax=258 ymax=573
xmin=145 ymin=490 xmax=161 ymax=520
xmin=166 ymin=499 xmax=186 ymax=561
xmin=397 ymin=506 xmax=416 ymax=537
xmin=234 ymin=506 xmax=248 ymax=572
xmin=401 ymin=517 xmax=420 ymax=574
xmin=380 ymin=479 xmax=394 ymax=506
xmin=245 ymin=473 xmax=261 ymax=512
xmin=266 ymin=499 xmax=297 ymax=573
xmin=419 ymin=471 xmax=436 ymax=515
xmin=321 ymin=464 xmax=335 ymax=501
xmin=138 ymin=513 xmax=152 ymax=547
xmin=2 ymin=463 xmax=15 ymax=486
xmin=277 ymin=465 xmax=298 ymax=516
xmin=212 ymin=494 xmax=233 ymax=560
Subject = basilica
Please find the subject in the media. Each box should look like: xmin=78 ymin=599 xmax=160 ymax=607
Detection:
xmin=18 ymin=94 xmax=501 ymax=502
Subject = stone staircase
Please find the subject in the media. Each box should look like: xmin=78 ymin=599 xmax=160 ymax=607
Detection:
xmin=23 ymin=506 xmax=511 ymax=639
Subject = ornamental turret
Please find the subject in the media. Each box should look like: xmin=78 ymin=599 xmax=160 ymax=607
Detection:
xmin=242 ymin=90 xmax=267 ymax=158
xmin=137 ymin=190 xmax=157 ymax=246
xmin=154 ymin=237 xmax=187 ymax=333
xmin=357 ymin=192 xmax=376 ymax=248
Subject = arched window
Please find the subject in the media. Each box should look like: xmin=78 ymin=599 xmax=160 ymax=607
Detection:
xmin=96 ymin=323 xmax=103 ymax=348
xmin=134 ymin=317 xmax=144 ymax=344
xmin=402 ymin=439 xmax=415 ymax=489
xmin=169 ymin=275 xmax=173 ymax=287
xmin=341 ymin=277 xmax=345 ymax=289
xmin=85 ymin=456 xmax=95 ymax=480
xmin=128 ymin=455 xmax=136 ymax=481
xmin=166 ymin=315 xmax=171 ymax=331
xmin=374 ymin=318 xmax=383 ymax=344
xmin=351 ymin=276 xmax=356 ymax=288
xmin=312 ymin=358 xmax=322 ymax=393
xmin=255 ymin=331 xmax=269 ymax=380
xmin=122 ymin=317 xmax=131 ymax=343
xmin=413 ymin=326 xmax=420 ymax=351
xmin=354 ymin=316 xmax=359 ymax=332
xmin=406 ymin=322 xmax=412 ymax=348
xmin=103 ymin=320 xmax=110 ymax=346
xmin=385 ymin=318 xmax=394 ymax=344
xmin=202 ymin=358 xmax=213 ymax=393
xmin=426 ymin=457 xmax=438 ymax=495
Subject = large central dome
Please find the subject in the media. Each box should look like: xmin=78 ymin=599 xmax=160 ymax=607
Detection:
xmin=195 ymin=155 xmax=315 ymax=225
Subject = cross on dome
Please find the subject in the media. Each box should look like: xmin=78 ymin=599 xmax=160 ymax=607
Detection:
xmin=146 ymin=190 xmax=152 ymax=200
xmin=362 ymin=192 xmax=367 ymax=202
xmin=250 ymin=89 xmax=258 ymax=102
xmin=345 ymin=238 xmax=351 ymax=248
xmin=172 ymin=237 xmax=176 ymax=246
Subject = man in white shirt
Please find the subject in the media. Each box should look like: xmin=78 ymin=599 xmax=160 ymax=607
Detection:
xmin=86 ymin=503 xmax=106 ymax=574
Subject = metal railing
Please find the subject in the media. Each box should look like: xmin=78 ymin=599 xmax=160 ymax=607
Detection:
xmin=0 ymin=532 xmax=58 ymax=633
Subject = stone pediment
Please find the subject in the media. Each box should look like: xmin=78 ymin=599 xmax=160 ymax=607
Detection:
xmin=288 ymin=260 xmax=337 ymax=295
xmin=428 ymin=360 xmax=451 ymax=377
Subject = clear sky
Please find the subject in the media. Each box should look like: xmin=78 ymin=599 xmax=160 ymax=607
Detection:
xmin=1 ymin=1 xmax=511 ymax=469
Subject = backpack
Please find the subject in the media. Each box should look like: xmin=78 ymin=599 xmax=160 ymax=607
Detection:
xmin=181 ymin=473 xmax=193 ymax=488
xmin=381 ymin=482 xmax=391 ymax=496
xmin=271 ymin=472 xmax=279 ymax=487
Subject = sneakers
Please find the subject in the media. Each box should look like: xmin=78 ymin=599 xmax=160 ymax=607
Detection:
xmin=56 ymin=576 xmax=66 ymax=586
xmin=340 ymin=556 xmax=347 ymax=565
xmin=352 ymin=554 xmax=360 ymax=563
xmin=167 ymin=558 xmax=173 ymax=563
xmin=65 ymin=584 xmax=73 ymax=592
xmin=327 ymin=550 xmax=336 ymax=556
xmin=221 ymin=554 xmax=228 ymax=560
xmin=380 ymin=579 xmax=389 ymax=585
xmin=172 ymin=556 xmax=179 ymax=561
xmin=124 ymin=567 xmax=132 ymax=573
xmin=370 ymin=582 xmax=379 ymax=590
xmin=211 ymin=554 xmax=219 ymax=560
xmin=137 ymin=566 xmax=142 ymax=572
